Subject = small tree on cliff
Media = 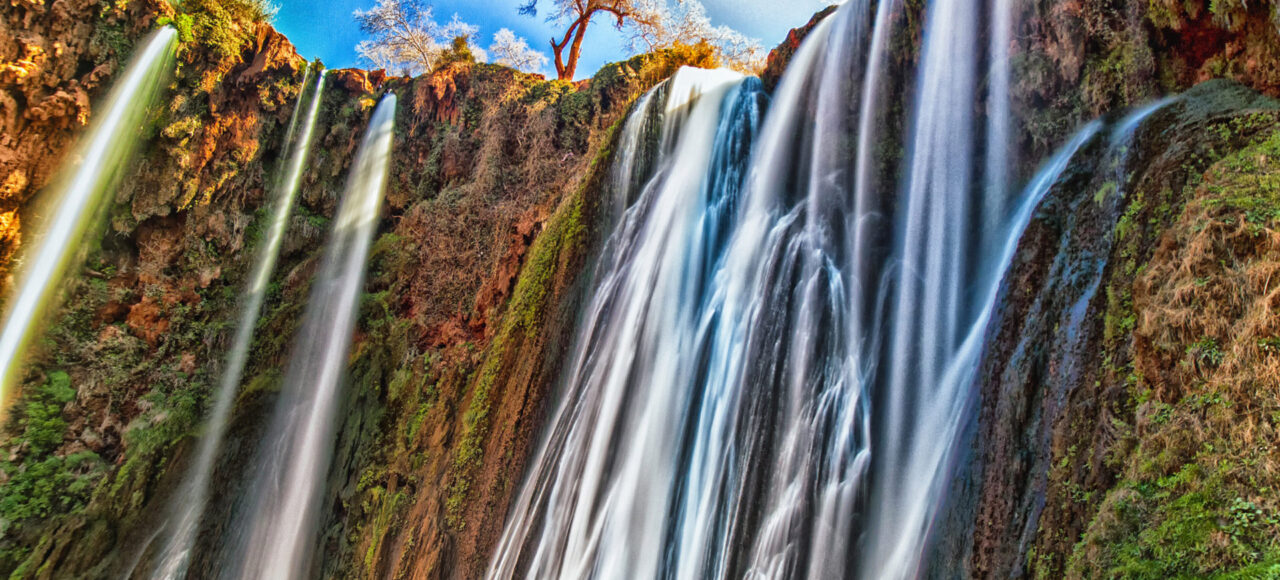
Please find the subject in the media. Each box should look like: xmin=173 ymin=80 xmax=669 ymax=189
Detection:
xmin=518 ymin=0 xmax=658 ymax=80
xmin=354 ymin=0 xmax=480 ymax=76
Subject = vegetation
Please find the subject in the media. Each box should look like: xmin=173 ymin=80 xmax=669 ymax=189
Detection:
xmin=490 ymin=28 xmax=550 ymax=73
xmin=445 ymin=144 xmax=596 ymax=528
xmin=518 ymin=0 xmax=658 ymax=80
xmin=627 ymin=0 xmax=766 ymax=73
xmin=0 ymin=373 xmax=105 ymax=531
xmin=161 ymin=0 xmax=277 ymax=60
xmin=1065 ymin=119 xmax=1280 ymax=579
xmin=353 ymin=0 xmax=482 ymax=76
xmin=518 ymin=0 xmax=765 ymax=79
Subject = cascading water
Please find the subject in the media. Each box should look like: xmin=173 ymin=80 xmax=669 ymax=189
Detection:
xmin=0 ymin=28 xmax=177 ymax=409
xmin=488 ymin=66 xmax=757 ymax=580
xmin=149 ymin=67 xmax=329 ymax=580
xmin=488 ymin=0 xmax=1095 ymax=578
xmin=977 ymin=99 xmax=1176 ymax=577
xmin=231 ymin=94 xmax=396 ymax=580
xmin=861 ymin=0 xmax=990 ymax=573
xmin=985 ymin=0 xmax=1014 ymax=239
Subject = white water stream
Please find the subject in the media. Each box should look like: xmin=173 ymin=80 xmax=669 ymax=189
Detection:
xmin=233 ymin=94 xmax=396 ymax=580
xmin=0 ymin=28 xmax=177 ymax=409
xmin=150 ymin=67 xmax=328 ymax=580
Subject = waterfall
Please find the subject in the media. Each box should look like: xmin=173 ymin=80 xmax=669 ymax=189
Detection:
xmin=149 ymin=67 xmax=328 ymax=580
xmin=0 ymin=28 xmax=177 ymax=410
xmin=486 ymin=0 xmax=1096 ymax=577
xmin=862 ymin=0 xmax=985 ymax=573
xmin=985 ymin=0 xmax=1015 ymax=239
xmin=487 ymin=66 xmax=758 ymax=580
xmin=232 ymin=94 xmax=396 ymax=580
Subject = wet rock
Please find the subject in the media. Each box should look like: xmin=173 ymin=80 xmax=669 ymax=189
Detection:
xmin=950 ymin=80 xmax=1280 ymax=579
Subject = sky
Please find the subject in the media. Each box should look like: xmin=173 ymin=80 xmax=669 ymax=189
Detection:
xmin=273 ymin=0 xmax=837 ymax=79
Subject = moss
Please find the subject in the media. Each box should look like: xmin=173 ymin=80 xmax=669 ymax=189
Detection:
xmin=171 ymin=0 xmax=275 ymax=61
xmin=1073 ymin=463 xmax=1280 ymax=578
xmin=1064 ymin=124 xmax=1280 ymax=580
xmin=360 ymin=488 xmax=407 ymax=577
xmin=445 ymin=118 xmax=622 ymax=530
xmin=0 ymin=373 xmax=106 ymax=531
xmin=89 ymin=13 xmax=131 ymax=66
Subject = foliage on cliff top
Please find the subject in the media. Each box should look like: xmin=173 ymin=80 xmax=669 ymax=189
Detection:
xmin=162 ymin=0 xmax=277 ymax=60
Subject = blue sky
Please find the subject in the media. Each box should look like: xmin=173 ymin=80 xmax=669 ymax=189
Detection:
xmin=273 ymin=0 xmax=836 ymax=79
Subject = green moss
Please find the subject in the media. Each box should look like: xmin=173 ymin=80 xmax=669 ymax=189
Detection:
xmin=1094 ymin=181 xmax=1119 ymax=205
xmin=445 ymin=118 xmax=623 ymax=530
xmin=0 ymin=373 xmax=106 ymax=531
xmin=171 ymin=0 xmax=275 ymax=60
xmin=1074 ymin=464 xmax=1280 ymax=579
xmin=360 ymin=488 xmax=407 ymax=577
xmin=157 ymin=13 xmax=196 ymax=43
xmin=1063 ymin=118 xmax=1280 ymax=580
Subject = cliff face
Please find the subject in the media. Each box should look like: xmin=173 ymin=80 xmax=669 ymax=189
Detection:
xmin=0 ymin=1 xmax=712 ymax=578
xmin=0 ymin=1 xmax=1278 ymax=579
xmin=1010 ymin=0 xmax=1280 ymax=155
xmin=942 ymin=1 xmax=1280 ymax=577
xmin=955 ymin=81 xmax=1280 ymax=579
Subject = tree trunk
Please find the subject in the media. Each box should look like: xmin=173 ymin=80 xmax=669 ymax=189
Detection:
xmin=561 ymin=15 xmax=591 ymax=80
xmin=551 ymin=13 xmax=594 ymax=81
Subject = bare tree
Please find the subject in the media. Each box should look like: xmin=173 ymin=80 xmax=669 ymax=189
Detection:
xmin=354 ymin=0 xmax=480 ymax=76
xmin=490 ymin=28 xmax=550 ymax=74
xmin=518 ymin=0 xmax=658 ymax=80
xmin=631 ymin=0 xmax=765 ymax=73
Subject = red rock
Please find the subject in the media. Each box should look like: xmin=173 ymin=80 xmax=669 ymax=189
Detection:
xmin=332 ymin=68 xmax=373 ymax=94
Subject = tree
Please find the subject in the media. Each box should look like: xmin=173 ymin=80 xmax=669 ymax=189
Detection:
xmin=518 ymin=0 xmax=658 ymax=80
xmin=354 ymin=0 xmax=481 ymax=76
xmin=630 ymin=0 xmax=766 ymax=73
xmin=490 ymin=28 xmax=550 ymax=74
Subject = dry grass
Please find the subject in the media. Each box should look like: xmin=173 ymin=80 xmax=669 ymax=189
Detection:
xmin=1069 ymin=129 xmax=1280 ymax=579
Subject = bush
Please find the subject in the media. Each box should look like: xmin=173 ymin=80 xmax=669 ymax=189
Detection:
xmin=435 ymin=36 xmax=479 ymax=71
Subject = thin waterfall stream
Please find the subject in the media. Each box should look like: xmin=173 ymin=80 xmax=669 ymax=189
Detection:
xmin=231 ymin=95 xmax=397 ymax=580
xmin=0 ymin=28 xmax=177 ymax=408
xmin=149 ymin=67 xmax=329 ymax=580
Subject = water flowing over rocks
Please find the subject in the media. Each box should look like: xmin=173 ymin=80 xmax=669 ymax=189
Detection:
xmin=0 ymin=1 xmax=1278 ymax=579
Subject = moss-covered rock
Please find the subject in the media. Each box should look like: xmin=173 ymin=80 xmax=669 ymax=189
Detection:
xmin=956 ymin=80 xmax=1280 ymax=579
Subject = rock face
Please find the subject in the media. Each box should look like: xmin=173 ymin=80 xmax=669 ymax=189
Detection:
xmin=1010 ymin=0 xmax=1280 ymax=156
xmin=0 ymin=0 xmax=169 ymax=280
xmin=760 ymin=5 xmax=839 ymax=92
xmin=946 ymin=80 xmax=1280 ymax=579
